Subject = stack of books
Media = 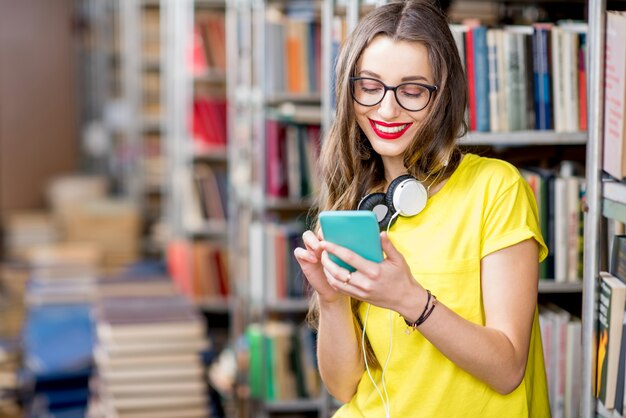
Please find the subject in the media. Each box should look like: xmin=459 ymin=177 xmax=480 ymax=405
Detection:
xmin=22 ymin=303 xmax=94 ymax=417
xmin=19 ymin=242 xmax=102 ymax=417
xmin=0 ymin=338 xmax=21 ymax=417
xmin=2 ymin=211 xmax=58 ymax=260
xmin=46 ymin=175 xmax=141 ymax=274
xmin=23 ymin=243 xmax=101 ymax=306
xmin=88 ymin=280 xmax=211 ymax=418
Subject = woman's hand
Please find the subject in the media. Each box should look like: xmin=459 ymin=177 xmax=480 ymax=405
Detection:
xmin=319 ymin=231 xmax=422 ymax=310
xmin=293 ymin=230 xmax=345 ymax=304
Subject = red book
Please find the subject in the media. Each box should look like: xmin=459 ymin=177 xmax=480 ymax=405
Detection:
xmin=166 ymin=240 xmax=192 ymax=298
xmin=213 ymin=249 xmax=229 ymax=297
xmin=189 ymin=25 xmax=208 ymax=76
xmin=265 ymin=120 xmax=288 ymax=197
xmin=465 ymin=25 xmax=477 ymax=131
xmin=578 ymin=44 xmax=587 ymax=131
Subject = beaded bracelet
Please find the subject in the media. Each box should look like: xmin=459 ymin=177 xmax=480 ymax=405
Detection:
xmin=402 ymin=289 xmax=438 ymax=333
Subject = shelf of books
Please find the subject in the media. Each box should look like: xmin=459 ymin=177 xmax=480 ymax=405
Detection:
xmin=162 ymin=0 xmax=231 ymax=309
xmin=118 ymin=0 xmax=169 ymax=257
xmin=590 ymin=7 xmax=626 ymax=417
xmin=582 ymin=2 xmax=626 ymax=417
xmin=161 ymin=0 xmax=233 ymax=415
xmin=228 ymin=0 xmax=326 ymax=416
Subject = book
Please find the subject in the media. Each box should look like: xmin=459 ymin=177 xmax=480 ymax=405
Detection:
xmin=486 ymin=28 xmax=501 ymax=132
xmin=614 ymin=313 xmax=626 ymax=415
xmin=464 ymin=22 xmax=477 ymax=130
xmin=22 ymin=304 xmax=94 ymax=377
xmin=596 ymin=271 xmax=626 ymax=409
xmin=472 ymin=25 xmax=490 ymax=132
xmin=603 ymin=11 xmax=626 ymax=180
xmin=504 ymin=26 xmax=532 ymax=131
xmin=94 ymin=295 xmax=205 ymax=343
xmin=521 ymin=167 xmax=556 ymax=279
xmin=610 ymin=235 xmax=626 ymax=414
xmin=551 ymin=26 xmax=565 ymax=132
xmin=565 ymin=317 xmax=582 ymax=418
xmin=540 ymin=303 xmax=571 ymax=416
xmin=532 ymin=23 xmax=554 ymax=130
xmin=610 ymin=235 xmax=626 ymax=281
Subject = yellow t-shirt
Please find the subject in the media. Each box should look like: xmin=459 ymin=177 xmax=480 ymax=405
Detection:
xmin=334 ymin=154 xmax=550 ymax=418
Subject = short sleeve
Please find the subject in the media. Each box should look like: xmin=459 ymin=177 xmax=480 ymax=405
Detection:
xmin=480 ymin=176 xmax=548 ymax=262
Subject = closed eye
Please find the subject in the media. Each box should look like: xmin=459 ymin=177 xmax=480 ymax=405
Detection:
xmin=360 ymin=86 xmax=383 ymax=94
xmin=398 ymin=85 xmax=427 ymax=98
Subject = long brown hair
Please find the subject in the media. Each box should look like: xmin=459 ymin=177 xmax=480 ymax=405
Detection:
xmin=308 ymin=0 xmax=468 ymax=367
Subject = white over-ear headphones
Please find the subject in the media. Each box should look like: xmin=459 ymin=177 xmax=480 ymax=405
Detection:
xmin=357 ymin=174 xmax=428 ymax=229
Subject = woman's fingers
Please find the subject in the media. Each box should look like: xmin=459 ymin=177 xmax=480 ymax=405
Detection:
xmin=294 ymin=247 xmax=317 ymax=263
xmin=380 ymin=232 xmax=402 ymax=262
xmin=320 ymin=240 xmax=379 ymax=277
xmin=321 ymin=251 xmax=352 ymax=287
xmin=302 ymin=230 xmax=322 ymax=253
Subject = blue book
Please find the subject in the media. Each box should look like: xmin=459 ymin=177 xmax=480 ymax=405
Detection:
xmin=472 ymin=25 xmax=491 ymax=132
xmin=22 ymin=304 xmax=93 ymax=377
xmin=532 ymin=24 xmax=553 ymax=130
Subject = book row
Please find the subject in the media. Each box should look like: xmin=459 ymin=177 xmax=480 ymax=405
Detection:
xmin=265 ymin=4 xmax=322 ymax=96
xmin=249 ymin=221 xmax=309 ymax=304
xmin=245 ymin=321 xmax=320 ymax=402
xmin=520 ymin=162 xmax=585 ymax=282
xmin=451 ymin=21 xmax=587 ymax=133
xmin=595 ymin=235 xmax=626 ymax=415
xmin=266 ymin=120 xmax=321 ymax=199
xmin=167 ymin=240 xmax=230 ymax=303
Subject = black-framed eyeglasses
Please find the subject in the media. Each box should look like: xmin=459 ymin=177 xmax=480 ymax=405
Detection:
xmin=349 ymin=77 xmax=437 ymax=112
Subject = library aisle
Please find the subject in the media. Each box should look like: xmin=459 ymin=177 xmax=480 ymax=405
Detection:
xmin=0 ymin=0 xmax=625 ymax=418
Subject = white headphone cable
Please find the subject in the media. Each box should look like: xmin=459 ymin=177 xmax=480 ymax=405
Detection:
xmin=362 ymin=303 xmax=393 ymax=418
xmin=381 ymin=310 xmax=393 ymax=416
xmin=386 ymin=211 xmax=401 ymax=235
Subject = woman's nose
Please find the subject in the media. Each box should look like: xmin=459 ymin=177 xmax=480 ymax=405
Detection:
xmin=377 ymin=90 xmax=402 ymax=119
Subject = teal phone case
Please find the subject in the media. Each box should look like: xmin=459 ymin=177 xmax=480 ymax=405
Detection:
xmin=318 ymin=211 xmax=383 ymax=272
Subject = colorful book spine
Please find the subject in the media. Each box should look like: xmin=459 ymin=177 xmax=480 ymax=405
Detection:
xmin=532 ymin=24 xmax=553 ymax=130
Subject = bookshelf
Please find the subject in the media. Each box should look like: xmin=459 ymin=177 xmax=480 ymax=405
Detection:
xmin=228 ymin=0 xmax=324 ymax=416
xmin=160 ymin=0 xmax=233 ymax=415
xmin=118 ymin=0 xmax=167 ymax=257
xmin=161 ymin=0 xmax=232 ymax=360
xmin=583 ymin=0 xmax=626 ymax=416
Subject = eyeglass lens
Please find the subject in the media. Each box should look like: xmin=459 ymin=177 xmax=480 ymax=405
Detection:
xmin=352 ymin=78 xmax=432 ymax=111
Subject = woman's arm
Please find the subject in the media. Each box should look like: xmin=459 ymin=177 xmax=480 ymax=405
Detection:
xmin=316 ymin=296 xmax=364 ymax=402
xmin=399 ymin=238 xmax=539 ymax=394
xmin=321 ymin=234 xmax=539 ymax=395
xmin=293 ymin=231 xmax=365 ymax=401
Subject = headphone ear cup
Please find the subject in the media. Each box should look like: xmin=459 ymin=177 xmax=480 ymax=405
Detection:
xmin=357 ymin=192 xmax=393 ymax=230
xmin=385 ymin=174 xmax=415 ymax=212
xmin=386 ymin=174 xmax=428 ymax=218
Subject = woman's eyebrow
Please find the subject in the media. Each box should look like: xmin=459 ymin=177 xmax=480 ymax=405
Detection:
xmin=357 ymin=69 xmax=429 ymax=83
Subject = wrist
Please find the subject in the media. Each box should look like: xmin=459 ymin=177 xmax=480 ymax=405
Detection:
xmin=400 ymin=288 xmax=438 ymax=331
xmin=397 ymin=284 xmax=429 ymax=323
xmin=318 ymin=294 xmax=351 ymax=313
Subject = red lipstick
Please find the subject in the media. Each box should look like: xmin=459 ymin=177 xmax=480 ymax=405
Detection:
xmin=369 ymin=119 xmax=412 ymax=140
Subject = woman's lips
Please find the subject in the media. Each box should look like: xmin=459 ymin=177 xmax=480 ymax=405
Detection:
xmin=369 ymin=119 xmax=412 ymax=140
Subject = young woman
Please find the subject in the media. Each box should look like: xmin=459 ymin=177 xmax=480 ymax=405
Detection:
xmin=293 ymin=1 xmax=550 ymax=417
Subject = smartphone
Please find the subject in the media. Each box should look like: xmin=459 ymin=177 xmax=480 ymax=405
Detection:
xmin=318 ymin=210 xmax=383 ymax=272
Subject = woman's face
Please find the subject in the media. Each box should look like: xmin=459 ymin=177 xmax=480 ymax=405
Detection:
xmin=353 ymin=35 xmax=435 ymax=175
